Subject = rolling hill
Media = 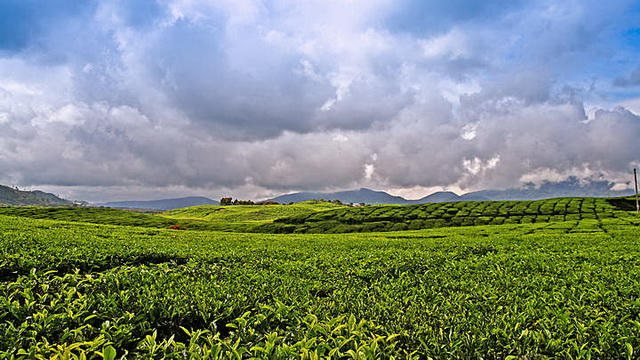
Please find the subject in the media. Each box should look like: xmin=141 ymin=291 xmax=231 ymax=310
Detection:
xmin=160 ymin=200 xmax=343 ymax=223
xmin=254 ymin=197 xmax=628 ymax=233
xmin=268 ymin=188 xmax=409 ymax=204
xmin=97 ymin=196 xmax=219 ymax=210
xmin=0 ymin=185 xmax=73 ymax=206
xmin=265 ymin=179 xmax=634 ymax=205
xmin=2 ymin=196 xmax=640 ymax=358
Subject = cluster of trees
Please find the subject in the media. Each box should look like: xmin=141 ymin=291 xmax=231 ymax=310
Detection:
xmin=314 ymin=199 xmax=366 ymax=207
xmin=219 ymin=197 xmax=366 ymax=207
xmin=220 ymin=197 xmax=253 ymax=205
xmin=220 ymin=197 xmax=279 ymax=206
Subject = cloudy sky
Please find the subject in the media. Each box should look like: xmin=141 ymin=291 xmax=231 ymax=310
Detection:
xmin=1 ymin=0 xmax=639 ymax=202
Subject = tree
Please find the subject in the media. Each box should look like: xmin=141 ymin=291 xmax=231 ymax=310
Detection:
xmin=220 ymin=197 xmax=232 ymax=205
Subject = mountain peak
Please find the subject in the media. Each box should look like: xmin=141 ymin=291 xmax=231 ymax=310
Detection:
xmin=268 ymin=188 xmax=406 ymax=205
xmin=412 ymin=191 xmax=461 ymax=203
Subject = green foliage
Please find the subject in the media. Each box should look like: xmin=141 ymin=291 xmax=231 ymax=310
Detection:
xmin=258 ymin=197 xmax=627 ymax=233
xmin=0 ymin=206 xmax=235 ymax=232
xmin=1 ymin=206 xmax=640 ymax=357
xmin=0 ymin=185 xmax=73 ymax=206
xmin=161 ymin=201 xmax=344 ymax=224
xmin=0 ymin=198 xmax=632 ymax=236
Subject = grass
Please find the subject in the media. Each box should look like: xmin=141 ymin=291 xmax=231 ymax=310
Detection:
xmin=160 ymin=200 xmax=344 ymax=223
xmin=0 ymin=201 xmax=345 ymax=233
xmin=256 ymin=197 xmax=627 ymax=233
xmin=0 ymin=206 xmax=224 ymax=231
xmin=1 ymin=198 xmax=640 ymax=358
xmin=0 ymin=197 xmax=632 ymax=235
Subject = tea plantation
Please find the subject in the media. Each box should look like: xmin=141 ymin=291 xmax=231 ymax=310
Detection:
xmin=1 ymin=197 xmax=640 ymax=358
xmin=255 ymin=197 xmax=624 ymax=233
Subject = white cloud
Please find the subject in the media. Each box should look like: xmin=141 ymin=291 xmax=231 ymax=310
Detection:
xmin=0 ymin=0 xmax=638 ymax=201
xmin=617 ymin=97 xmax=640 ymax=115
xmin=364 ymin=164 xmax=375 ymax=180
xmin=422 ymin=28 xmax=470 ymax=60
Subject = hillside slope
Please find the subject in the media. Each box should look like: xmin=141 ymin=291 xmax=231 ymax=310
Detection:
xmin=2 ymin=197 xmax=635 ymax=234
xmin=0 ymin=206 xmax=224 ymax=231
xmin=3 ymin=209 xmax=640 ymax=358
xmin=98 ymin=196 xmax=219 ymax=210
xmin=0 ymin=185 xmax=73 ymax=206
xmin=160 ymin=201 xmax=344 ymax=223
xmin=0 ymin=201 xmax=345 ymax=232
xmin=255 ymin=197 xmax=630 ymax=233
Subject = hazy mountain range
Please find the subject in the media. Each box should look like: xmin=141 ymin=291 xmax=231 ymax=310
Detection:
xmin=1 ymin=177 xmax=634 ymax=210
xmin=95 ymin=189 xmax=489 ymax=210
xmin=267 ymin=178 xmax=634 ymax=205
xmin=265 ymin=188 xmax=487 ymax=205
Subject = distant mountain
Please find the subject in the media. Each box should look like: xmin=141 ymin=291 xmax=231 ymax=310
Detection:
xmin=95 ymin=178 xmax=637 ymax=210
xmin=265 ymin=178 xmax=634 ymax=205
xmin=98 ymin=196 xmax=219 ymax=210
xmin=412 ymin=191 xmax=460 ymax=203
xmin=459 ymin=193 xmax=494 ymax=202
xmin=407 ymin=191 xmax=491 ymax=204
xmin=467 ymin=177 xmax=634 ymax=201
xmin=0 ymin=185 xmax=74 ymax=206
xmin=409 ymin=191 xmax=491 ymax=204
xmin=268 ymin=188 xmax=489 ymax=205
xmin=268 ymin=188 xmax=408 ymax=205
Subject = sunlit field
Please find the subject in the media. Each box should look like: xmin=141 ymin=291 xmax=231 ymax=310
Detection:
xmin=1 ymin=198 xmax=640 ymax=358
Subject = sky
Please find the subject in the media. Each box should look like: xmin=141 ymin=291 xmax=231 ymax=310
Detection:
xmin=1 ymin=0 xmax=640 ymax=202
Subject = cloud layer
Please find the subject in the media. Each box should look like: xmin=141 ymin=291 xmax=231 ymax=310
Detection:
xmin=1 ymin=0 xmax=639 ymax=201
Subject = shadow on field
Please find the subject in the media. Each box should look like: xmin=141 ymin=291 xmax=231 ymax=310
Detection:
xmin=607 ymin=198 xmax=639 ymax=211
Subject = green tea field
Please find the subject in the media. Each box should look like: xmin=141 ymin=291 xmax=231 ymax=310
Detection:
xmin=255 ymin=197 xmax=626 ymax=233
xmin=1 ymin=197 xmax=640 ymax=358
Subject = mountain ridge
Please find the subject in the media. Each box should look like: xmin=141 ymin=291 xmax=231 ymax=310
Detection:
xmin=0 ymin=185 xmax=74 ymax=206
xmin=10 ymin=177 xmax=631 ymax=210
xmin=267 ymin=179 xmax=634 ymax=205
xmin=268 ymin=188 xmax=408 ymax=205
xmin=268 ymin=189 xmax=494 ymax=205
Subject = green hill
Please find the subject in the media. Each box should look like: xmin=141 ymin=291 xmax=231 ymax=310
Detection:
xmin=2 ymin=201 xmax=640 ymax=358
xmin=97 ymin=196 xmax=219 ymax=210
xmin=0 ymin=201 xmax=345 ymax=232
xmin=254 ymin=197 xmax=631 ymax=233
xmin=1 ymin=197 xmax=635 ymax=234
xmin=0 ymin=185 xmax=73 ymax=206
xmin=160 ymin=200 xmax=344 ymax=223
xmin=0 ymin=207 xmax=226 ymax=231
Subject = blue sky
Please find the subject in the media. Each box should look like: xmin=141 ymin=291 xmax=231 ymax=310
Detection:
xmin=0 ymin=0 xmax=639 ymax=202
